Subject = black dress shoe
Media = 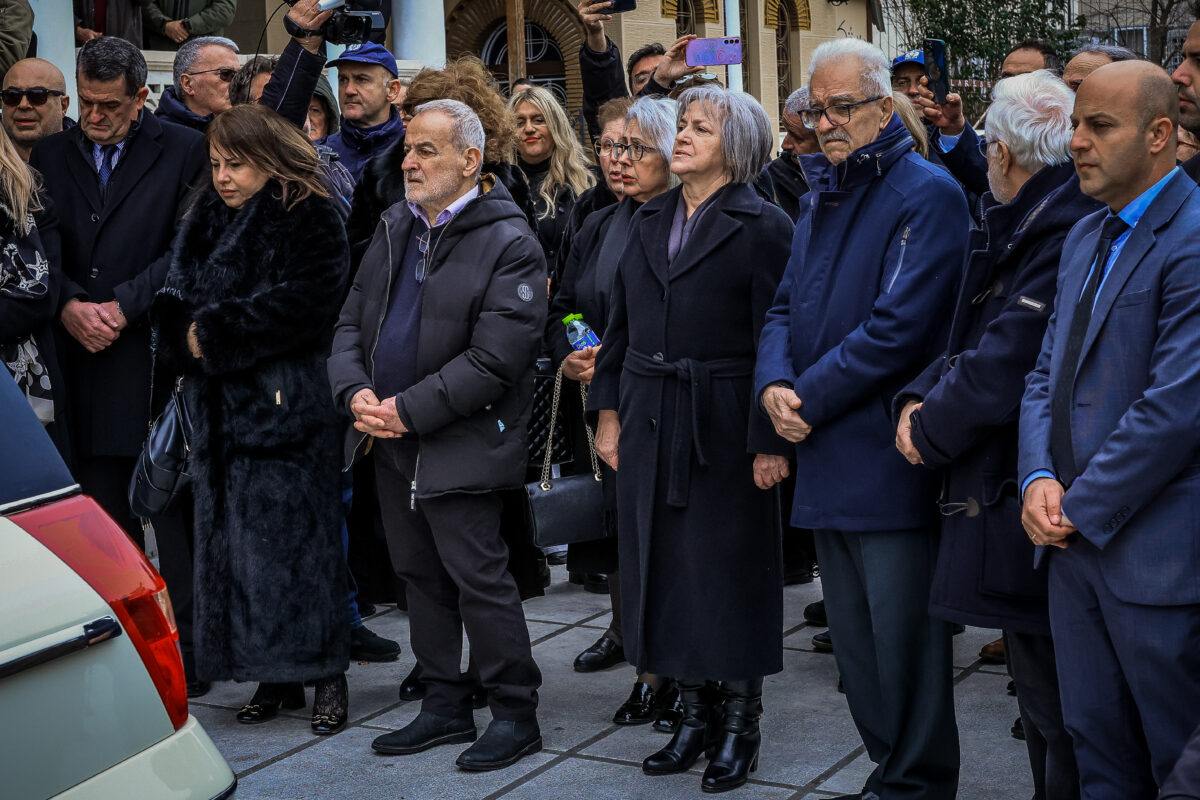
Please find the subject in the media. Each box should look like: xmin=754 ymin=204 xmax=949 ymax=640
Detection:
xmin=236 ymin=682 xmax=305 ymax=723
xmin=455 ymin=718 xmax=542 ymax=771
xmin=546 ymin=550 xmax=568 ymax=566
xmin=372 ymin=712 xmax=476 ymax=755
xmin=311 ymin=673 xmax=348 ymax=735
xmin=1007 ymin=680 xmax=1017 ymax=697
xmin=574 ymin=635 xmax=625 ymax=673
xmin=613 ymin=681 xmax=658 ymax=725
xmin=652 ymin=685 xmax=683 ymax=733
xmin=399 ymin=664 xmax=426 ymax=702
xmin=784 ymin=568 xmax=814 ymax=586
xmin=187 ymin=679 xmax=211 ymax=699
xmin=1011 ymin=716 xmax=1025 ymax=741
xmin=583 ymin=573 xmax=609 ymax=594
xmin=350 ymin=624 xmax=402 ymax=662
xmin=812 ymin=630 xmax=833 ymax=652
xmin=803 ymin=599 xmax=827 ymax=627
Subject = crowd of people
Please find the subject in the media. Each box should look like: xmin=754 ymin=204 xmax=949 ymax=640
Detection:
xmin=5 ymin=0 xmax=1200 ymax=796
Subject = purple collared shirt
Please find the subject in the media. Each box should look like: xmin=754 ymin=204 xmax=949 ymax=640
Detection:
xmin=407 ymin=184 xmax=480 ymax=229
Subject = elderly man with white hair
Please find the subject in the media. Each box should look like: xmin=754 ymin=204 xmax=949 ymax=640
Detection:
xmin=755 ymin=38 xmax=971 ymax=800
xmin=894 ymin=69 xmax=1104 ymax=800
xmin=328 ymin=98 xmax=547 ymax=771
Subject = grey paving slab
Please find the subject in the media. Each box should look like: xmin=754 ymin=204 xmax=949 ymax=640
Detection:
xmin=234 ymin=725 xmax=556 ymax=800
xmin=953 ymin=626 xmax=1003 ymax=670
xmin=496 ymin=756 xmax=797 ymax=800
xmin=528 ymin=625 xmax=639 ymax=751
xmin=189 ymin=702 xmax=325 ymax=775
xmin=518 ymin=576 xmax=613 ymax=625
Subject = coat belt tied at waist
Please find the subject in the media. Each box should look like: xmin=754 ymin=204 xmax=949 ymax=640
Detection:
xmin=624 ymin=348 xmax=754 ymax=508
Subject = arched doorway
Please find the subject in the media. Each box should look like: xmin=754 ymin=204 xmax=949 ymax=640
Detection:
xmin=676 ymin=0 xmax=698 ymax=37
xmin=481 ymin=20 xmax=568 ymax=104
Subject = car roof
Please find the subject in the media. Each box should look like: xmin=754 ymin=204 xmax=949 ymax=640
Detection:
xmin=0 ymin=374 xmax=76 ymax=514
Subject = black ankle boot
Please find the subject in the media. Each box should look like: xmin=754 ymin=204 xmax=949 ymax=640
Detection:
xmin=642 ymin=681 xmax=720 ymax=775
xmin=236 ymin=681 xmax=305 ymax=724
xmin=311 ymin=673 xmax=349 ymax=735
xmin=701 ymin=678 xmax=763 ymax=793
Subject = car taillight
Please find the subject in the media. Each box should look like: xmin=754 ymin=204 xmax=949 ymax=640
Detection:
xmin=11 ymin=495 xmax=189 ymax=730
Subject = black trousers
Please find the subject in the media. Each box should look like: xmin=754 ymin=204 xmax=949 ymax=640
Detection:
xmin=154 ymin=495 xmax=196 ymax=678
xmin=374 ymin=439 xmax=541 ymax=721
xmin=1005 ymin=629 xmax=1079 ymax=800
xmin=77 ymin=455 xmax=144 ymax=550
xmin=815 ymin=527 xmax=959 ymax=800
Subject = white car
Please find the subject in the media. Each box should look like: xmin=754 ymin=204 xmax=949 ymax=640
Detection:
xmin=0 ymin=375 xmax=236 ymax=799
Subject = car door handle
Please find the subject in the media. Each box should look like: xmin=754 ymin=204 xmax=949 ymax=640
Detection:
xmin=0 ymin=616 xmax=122 ymax=680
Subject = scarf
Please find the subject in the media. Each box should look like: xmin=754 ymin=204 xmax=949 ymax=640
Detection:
xmin=0 ymin=211 xmax=53 ymax=424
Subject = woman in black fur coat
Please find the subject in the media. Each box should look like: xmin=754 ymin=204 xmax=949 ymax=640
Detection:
xmin=154 ymin=104 xmax=351 ymax=734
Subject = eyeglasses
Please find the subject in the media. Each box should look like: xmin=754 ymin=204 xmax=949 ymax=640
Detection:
xmin=594 ymin=138 xmax=616 ymax=157
xmin=978 ymin=138 xmax=995 ymax=159
xmin=800 ymin=96 xmax=884 ymax=130
xmin=186 ymin=67 xmax=238 ymax=83
xmin=612 ymin=141 xmax=659 ymax=161
xmin=1 ymin=87 xmax=65 ymax=107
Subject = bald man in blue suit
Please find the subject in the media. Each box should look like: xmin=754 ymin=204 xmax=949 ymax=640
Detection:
xmin=1018 ymin=61 xmax=1200 ymax=800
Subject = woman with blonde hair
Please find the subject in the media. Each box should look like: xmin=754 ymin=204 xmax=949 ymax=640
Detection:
xmin=154 ymin=103 xmax=351 ymax=735
xmin=508 ymin=84 xmax=595 ymax=267
xmin=0 ymin=125 xmax=62 ymax=449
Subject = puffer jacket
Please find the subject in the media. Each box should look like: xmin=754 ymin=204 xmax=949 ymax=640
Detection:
xmin=327 ymin=176 xmax=547 ymax=497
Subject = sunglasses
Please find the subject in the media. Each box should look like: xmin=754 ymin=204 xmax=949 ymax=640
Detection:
xmin=187 ymin=67 xmax=238 ymax=83
xmin=1 ymin=87 xmax=65 ymax=107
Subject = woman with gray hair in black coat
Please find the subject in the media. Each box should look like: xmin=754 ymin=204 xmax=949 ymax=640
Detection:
xmin=590 ymin=85 xmax=793 ymax=793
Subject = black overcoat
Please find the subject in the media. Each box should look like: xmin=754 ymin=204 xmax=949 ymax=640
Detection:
xmin=154 ymin=185 xmax=350 ymax=682
xmin=591 ymin=184 xmax=793 ymax=680
xmin=31 ymin=111 xmax=207 ymax=458
xmin=895 ymin=163 xmax=1103 ymax=636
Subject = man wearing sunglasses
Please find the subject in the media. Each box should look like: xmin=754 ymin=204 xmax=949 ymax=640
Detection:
xmin=155 ymin=35 xmax=240 ymax=131
xmin=1 ymin=58 xmax=71 ymax=162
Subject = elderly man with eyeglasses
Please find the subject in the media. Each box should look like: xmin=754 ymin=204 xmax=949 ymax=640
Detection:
xmin=755 ymin=38 xmax=971 ymax=800
xmin=155 ymin=35 xmax=241 ymax=130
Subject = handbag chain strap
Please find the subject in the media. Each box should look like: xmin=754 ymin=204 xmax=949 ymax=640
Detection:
xmin=540 ymin=363 xmax=603 ymax=490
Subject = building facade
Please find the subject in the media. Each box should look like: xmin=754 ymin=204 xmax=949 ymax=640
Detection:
xmin=226 ymin=0 xmax=877 ymax=134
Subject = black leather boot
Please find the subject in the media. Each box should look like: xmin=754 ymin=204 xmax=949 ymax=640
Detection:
xmin=642 ymin=681 xmax=720 ymax=775
xmin=701 ymin=678 xmax=763 ymax=793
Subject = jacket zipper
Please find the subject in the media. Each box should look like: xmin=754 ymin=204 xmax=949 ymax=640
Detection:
xmin=348 ymin=218 xmax=396 ymax=468
xmin=410 ymin=452 xmax=421 ymax=509
xmin=885 ymin=226 xmax=911 ymax=293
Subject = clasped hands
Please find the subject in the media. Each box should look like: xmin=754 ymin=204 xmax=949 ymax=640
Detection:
xmin=61 ymin=298 xmax=126 ymax=353
xmin=350 ymin=388 xmax=409 ymax=439
xmin=1021 ymin=478 xmax=1076 ymax=549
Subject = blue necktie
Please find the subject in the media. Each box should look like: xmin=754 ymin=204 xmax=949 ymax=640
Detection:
xmin=98 ymin=145 xmax=117 ymax=187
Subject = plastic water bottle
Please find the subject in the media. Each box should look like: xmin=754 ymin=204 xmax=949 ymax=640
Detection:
xmin=563 ymin=314 xmax=600 ymax=350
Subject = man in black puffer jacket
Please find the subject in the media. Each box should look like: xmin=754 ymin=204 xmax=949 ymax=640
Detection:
xmin=328 ymin=100 xmax=546 ymax=772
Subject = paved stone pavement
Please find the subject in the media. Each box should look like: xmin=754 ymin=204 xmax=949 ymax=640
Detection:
xmin=192 ymin=568 xmax=1033 ymax=799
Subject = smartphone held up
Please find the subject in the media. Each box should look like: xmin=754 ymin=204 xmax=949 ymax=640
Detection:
xmin=924 ymin=38 xmax=950 ymax=105
xmin=685 ymin=36 xmax=743 ymax=67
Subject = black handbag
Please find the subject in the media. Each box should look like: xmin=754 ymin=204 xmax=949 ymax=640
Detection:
xmin=128 ymin=376 xmax=193 ymax=519
xmin=524 ymin=364 xmax=607 ymax=548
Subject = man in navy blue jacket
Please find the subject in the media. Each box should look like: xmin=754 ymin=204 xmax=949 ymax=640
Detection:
xmin=1019 ymin=61 xmax=1200 ymax=800
xmin=755 ymin=38 xmax=970 ymax=800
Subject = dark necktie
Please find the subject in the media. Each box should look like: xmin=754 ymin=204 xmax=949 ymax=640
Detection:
xmin=1049 ymin=214 xmax=1129 ymax=486
xmin=98 ymin=144 xmax=117 ymax=187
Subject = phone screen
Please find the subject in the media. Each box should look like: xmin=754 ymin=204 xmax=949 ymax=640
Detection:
xmin=608 ymin=0 xmax=637 ymax=12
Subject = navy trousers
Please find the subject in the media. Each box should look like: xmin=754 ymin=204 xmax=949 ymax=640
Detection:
xmin=815 ymin=527 xmax=959 ymax=800
xmin=1048 ymin=537 xmax=1200 ymax=800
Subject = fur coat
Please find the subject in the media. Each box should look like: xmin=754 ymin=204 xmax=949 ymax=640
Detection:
xmin=154 ymin=183 xmax=350 ymax=683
